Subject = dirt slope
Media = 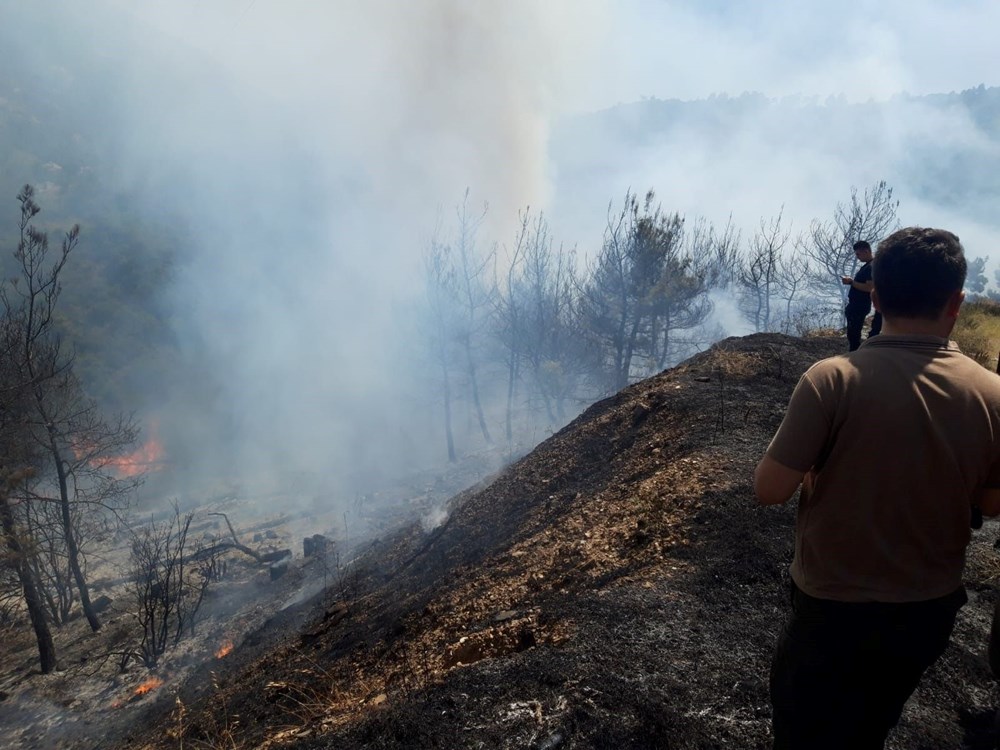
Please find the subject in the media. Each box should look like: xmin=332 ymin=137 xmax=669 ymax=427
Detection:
xmin=118 ymin=333 xmax=1000 ymax=750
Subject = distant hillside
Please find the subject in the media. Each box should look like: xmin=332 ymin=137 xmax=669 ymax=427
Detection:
xmin=0 ymin=7 xmax=203 ymax=413
xmin=551 ymin=85 xmax=1000 ymax=240
xmin=109 ymin=332 xmax=1000 ymax=749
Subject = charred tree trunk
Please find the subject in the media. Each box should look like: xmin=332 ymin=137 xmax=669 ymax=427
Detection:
xmin=463 ymin=335 xmax=492 ymax=445
xmin=619 ymin=314 xmax=642 ymax=391
xmin=47 ymin=430 xmax=100 ymax=631
xmin=657 ymin=312 xmax=673 ymax=370
xmin=531 ymin=360 xmax=557 ymax=426
xmin=442 ymin=361 xmax=456 ymax=463
xmin=1 ymin=494 xmax=56 ymax=673
xmin=505 ymin=355 xmax=518 ymax=444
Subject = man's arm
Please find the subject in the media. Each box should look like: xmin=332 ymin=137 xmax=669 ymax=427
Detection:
xmin=754 ymin=454 xmax=807 ymax=506
xmin=840 ymin=276 xmax=874 ymax=293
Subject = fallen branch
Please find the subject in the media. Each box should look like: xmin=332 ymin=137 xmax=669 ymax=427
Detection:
xmin=187 ymin=540 xmax=290 ymax=564
xmin=187 ymin=513 xmax=291 ymax=565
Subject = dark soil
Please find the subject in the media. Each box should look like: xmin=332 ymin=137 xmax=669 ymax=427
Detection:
xmin=104 ymin=332 xmax=1000 ymax=749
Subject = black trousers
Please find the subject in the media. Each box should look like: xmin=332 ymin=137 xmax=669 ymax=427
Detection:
xmin=846 ymin=311 xmax=868 ymax=351
xmin=769 ymin=582 xmax=966 ymax=750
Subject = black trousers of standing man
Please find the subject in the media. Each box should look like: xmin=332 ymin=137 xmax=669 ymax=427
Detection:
xmin=770 ymin=582 xmax=965 ymax=750
xmin=845 ymin=309 xmax=869 ymax=351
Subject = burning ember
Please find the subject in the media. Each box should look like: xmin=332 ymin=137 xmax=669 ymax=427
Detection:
xmin=112 ymin=676 xmax=165 ymax=708
xmin=134 ymin=676 xmax=165 ymax=696
xmin=215 ymin=640 xmax=234 ymax=659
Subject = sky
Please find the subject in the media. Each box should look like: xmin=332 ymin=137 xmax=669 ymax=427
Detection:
xmin=91 ymin=0 xmax=1000 ymax=249
xmin=600 ymin=1 xmax=1000 ymax=105
xmin=113 ymin=1 xmax=1000 ymax=109
xmin=3 ymin=0 xmax=999 ymax=506
xmin=103 ymin=0 xmax=1000 ymax=243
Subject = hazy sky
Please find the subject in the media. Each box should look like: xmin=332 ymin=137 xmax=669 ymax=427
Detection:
xmin=115 ymin=1 xmax=1000 ymax=110
xmin=600 ymin=1 xmax=1000 ymax=105
xmin=101 ymin=1 xmax=1000 ymax=244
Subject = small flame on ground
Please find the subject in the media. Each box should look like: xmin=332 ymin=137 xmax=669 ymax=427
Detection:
xmin=134 ymin=676 xmax=164 ymax=696
xmin=112 ymin=676 xmax=165 ymax=708
xmin=215 ymin=640 xmax=234 ymax=659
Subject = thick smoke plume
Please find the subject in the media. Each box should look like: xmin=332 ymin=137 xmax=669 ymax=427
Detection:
xmin=2 ymin=0 xmax=998 ymax=513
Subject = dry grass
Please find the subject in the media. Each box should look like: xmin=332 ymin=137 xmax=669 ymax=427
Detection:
xmin=954 ymin=298 xmax=1000 ymax=371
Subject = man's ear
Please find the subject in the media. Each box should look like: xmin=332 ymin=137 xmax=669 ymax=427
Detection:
xmin=946 ymin=289 xmax=965 ymax=319
xmin=871 ymin=287 xmax=882 ymax=313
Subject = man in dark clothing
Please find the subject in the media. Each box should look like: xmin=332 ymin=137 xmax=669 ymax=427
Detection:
xmin=842 ymin=240 xmax=876 ymax=350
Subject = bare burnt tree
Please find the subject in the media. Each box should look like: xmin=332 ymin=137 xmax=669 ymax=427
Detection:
xmin=0 ymin=308 xmax=55 ymax=669
xmin=521 ymin=215 xmax=580 ymax=424
xmin=494 ymin=210 xmax=529 ymax=445
xmin=688 ymin=215 xmax=742 ymax=292
xmin=451 ymin=190 xmax=495 ymax=445
xmin=0 ymin=468 xmax=56 ymax=672
xmin=738 ymin=209 xmax=792 ymax=332
xmin=0 ymin=187 xmax=59 ymax=672
xmin=127 ymin=506 xmax=209 ymax=669
xmin=0 ymin=546 xmax=22 ymax=629
xmin=777 ymin=239 xmax=815 ymax=334
xmin=5 ymin=185 xmax=140 ymax=633
xmin=420 ymin=193 xmax=501 ymax=460
xmin=422 ymin=238 xmax=459 ymax=462
xmin=21 ymin=492 xmax=76 ymax=623
xmin=805 ymin=180 xmax=899 ymax=315
xmin=496 ymin=208 xmax=580 ymax=434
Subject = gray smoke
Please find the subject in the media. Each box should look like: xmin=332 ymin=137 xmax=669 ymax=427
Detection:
xmin=2 ymin=0 xmax=998 ymax=510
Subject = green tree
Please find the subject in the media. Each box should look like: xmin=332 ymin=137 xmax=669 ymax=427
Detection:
xmin=579 ymin=190 xmax=707 ymax=391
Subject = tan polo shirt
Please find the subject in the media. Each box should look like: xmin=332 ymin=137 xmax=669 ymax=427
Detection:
xmin=766 ymin=334 xmax=1000 ymax=602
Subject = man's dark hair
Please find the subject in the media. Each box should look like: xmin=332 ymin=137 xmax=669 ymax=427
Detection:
xmin=872 ymin=227 xmax=966 ymax=319
xmin=853 ymin=240 xmax=872 ymax=253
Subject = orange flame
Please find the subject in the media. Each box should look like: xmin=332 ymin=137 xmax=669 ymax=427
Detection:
xmin=215 ymin=640 xmax=234 ymax=659
xmin=113 ymin=676 xmax=165 ymax=707
xmin=106 ymin=436 xmax=165 ymax=477
xmin=134 ymin=676 xmax=164 ymax=696
xmin=72 ymin=421 xmax=167 ymax=478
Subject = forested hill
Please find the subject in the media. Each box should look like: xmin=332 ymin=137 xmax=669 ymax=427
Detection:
xmin=0 ymin=7 xmax=207 ymax=414
xmin=553 ymin=85 xmax=1000 ymax=231
xmin=0 ymin=58 xmax=180 ymax=414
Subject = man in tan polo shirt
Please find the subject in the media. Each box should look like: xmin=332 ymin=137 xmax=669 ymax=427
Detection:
xmin=754 ymin=227 xmax=1000 ymax=749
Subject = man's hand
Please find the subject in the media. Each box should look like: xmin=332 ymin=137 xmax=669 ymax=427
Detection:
xmin=754 ymin=455 xmax=807 ymax=505
xmin=841 ymin=276 xmax=853 ymax=285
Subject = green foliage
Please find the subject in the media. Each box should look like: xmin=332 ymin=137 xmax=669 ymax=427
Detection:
xmin=579 ymin=189 xmax=709 ymax=392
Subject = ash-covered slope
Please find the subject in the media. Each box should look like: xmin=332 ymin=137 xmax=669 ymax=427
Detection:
xmin=123 ymin=333 xmax=1000 ymax=750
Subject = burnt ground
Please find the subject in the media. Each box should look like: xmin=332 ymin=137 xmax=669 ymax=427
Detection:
xmin=11 ymin=331 xmax=1000 ymax=749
